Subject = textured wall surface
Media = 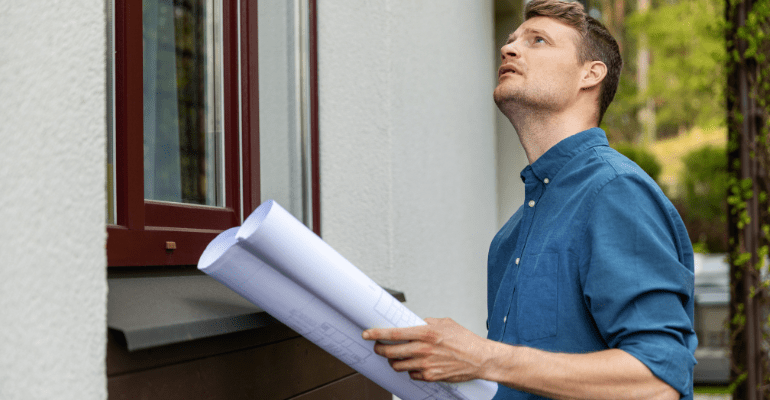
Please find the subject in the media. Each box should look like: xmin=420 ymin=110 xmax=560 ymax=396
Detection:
xmin=0 ymin=2 xmax=107 ymax=399
xmin=317 ymin=0 xmax=497 ymax=336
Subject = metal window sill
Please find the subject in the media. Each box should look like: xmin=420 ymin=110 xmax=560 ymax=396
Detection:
xmin=107 ymin=271 xmax=405 ymax=351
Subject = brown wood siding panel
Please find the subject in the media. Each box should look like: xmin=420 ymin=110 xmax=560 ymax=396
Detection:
xmin=108 ymin=336 xmax=357 ymax=400
xmin=289 ymin=373 xmax=391 ymax=400
xmin=107 ymin=325 xmax=299 ymax=377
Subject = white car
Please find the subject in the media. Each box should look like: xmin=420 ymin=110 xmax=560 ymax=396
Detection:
xmin=693 ymin=253 xmax=730 ymax=384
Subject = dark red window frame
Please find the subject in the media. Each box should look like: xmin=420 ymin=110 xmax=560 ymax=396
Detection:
xmin=108 ymin=0 xmax=320 ymax=267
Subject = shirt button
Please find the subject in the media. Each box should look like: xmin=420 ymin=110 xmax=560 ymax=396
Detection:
xmin=528 ymin=200 xmax=535 ymax=207
xmin=515 ymin=258 xmax=520 ymax=265
xmin=544 ymin=178 xmax=550 ymax=184
xmin=503 ymin=316 xmax=507 ymax=323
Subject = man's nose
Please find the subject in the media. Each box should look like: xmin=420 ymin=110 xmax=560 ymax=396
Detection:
xmin=500 ymin=41 xmax=519 ymax=61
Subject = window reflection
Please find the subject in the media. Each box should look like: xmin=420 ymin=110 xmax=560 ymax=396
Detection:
xmin=143 ymin=0 xmax=223 ymax=206
xmin=258 ymin=0 xmax=312 ymax=224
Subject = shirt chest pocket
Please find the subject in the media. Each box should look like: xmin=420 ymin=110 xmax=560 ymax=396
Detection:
xmin=517 ymin=252 xmax=559 ymax=342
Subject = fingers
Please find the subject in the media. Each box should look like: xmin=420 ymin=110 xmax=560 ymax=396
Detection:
xmin=373 ymin=339 xmax=430 ymax=360
xmin=361 ymin=318 xmax=483 ymax=384
xmin=388 ymin=356 xmax=437 ymax=380
xmin=369 ymin=340 xmax=433 ymax=379
xmin=361 ymin=318 xmax=456 ymax=343
xmin=394 ymin=359 xmax=455 ymax=383
xmin=409 ymin=371 xmax=425 ymax=381
xmin=362 ymin=325 xmax=429 ymax=342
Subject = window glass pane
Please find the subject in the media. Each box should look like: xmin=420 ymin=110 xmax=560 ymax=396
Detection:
xmin=143 ymin=0 xmax=224 ymax=206
xmin=258 ymin=0 xmax=311 ymax=224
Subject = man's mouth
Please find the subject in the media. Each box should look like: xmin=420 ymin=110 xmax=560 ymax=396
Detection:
xmin=498 ymin=64 xmax=519 ymax=78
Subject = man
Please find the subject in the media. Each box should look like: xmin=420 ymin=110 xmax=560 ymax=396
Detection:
xmin=362 ymin=0 xmax=697 ymax=399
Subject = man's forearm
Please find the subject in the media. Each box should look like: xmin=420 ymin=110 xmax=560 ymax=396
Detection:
xmin=364 ymin=319 xmax=681 ymax=400
xmin=479 ymin=343 xmax=679 ymax=400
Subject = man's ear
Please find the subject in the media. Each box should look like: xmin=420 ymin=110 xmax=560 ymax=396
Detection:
xmin=580 ymin=61 xmax=607 ymax=91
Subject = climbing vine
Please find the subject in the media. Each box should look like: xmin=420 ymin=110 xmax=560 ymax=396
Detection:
xmin=725 ymin=0 xmax=770 ymax=397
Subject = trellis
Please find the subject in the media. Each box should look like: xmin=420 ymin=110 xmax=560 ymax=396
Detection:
xmin=725 ymin=0 xmax=770 ymax=397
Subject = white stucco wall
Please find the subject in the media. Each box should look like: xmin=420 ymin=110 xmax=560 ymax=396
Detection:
xmin=318 ymin=1 xmax=497 ymax=336
xmin=0 ymin=2 xmax=107 ymax=399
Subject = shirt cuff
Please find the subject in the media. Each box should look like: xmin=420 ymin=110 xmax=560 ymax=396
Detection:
xmin=619 ymin=334 xmax=696 ymax=397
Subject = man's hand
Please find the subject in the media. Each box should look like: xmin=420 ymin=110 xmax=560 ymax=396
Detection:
xmin=361 ymin=317 xmax=493 ymax=383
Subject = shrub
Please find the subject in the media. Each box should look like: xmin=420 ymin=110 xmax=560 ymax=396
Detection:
xmin=676 ymin=145 xmax=729 ymax=253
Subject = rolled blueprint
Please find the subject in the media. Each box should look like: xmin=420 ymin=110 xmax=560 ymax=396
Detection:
xmin=236 ymin=200 xmax=421 ymax=331
xmin=199 ymin=226 xmax=497 ymax=399
xmin=233 ymin=200 xmax=497 ymax=399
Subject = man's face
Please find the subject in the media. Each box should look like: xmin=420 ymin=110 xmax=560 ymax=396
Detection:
xmin=493 ymin=16 xmax=585 ymax=112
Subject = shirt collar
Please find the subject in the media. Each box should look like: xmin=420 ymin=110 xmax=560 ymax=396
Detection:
xmin=520 ymin=127 xmax=609 ymax=183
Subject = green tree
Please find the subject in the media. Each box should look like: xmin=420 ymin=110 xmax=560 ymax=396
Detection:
xmin=600 ymin=0 xmax=727 ymax=140
xmin=597 ymin=0 xmax=647 ymax=143
xmin=628 ymin=0 xmax=727 ymax=137
xmin=678 ymin=145 xmax=729 ymax=252
xmin=681 ymin=145 xmax=729 ymax=222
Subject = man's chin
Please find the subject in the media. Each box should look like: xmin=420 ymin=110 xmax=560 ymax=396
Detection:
xmin=493 ymin=90 xmax=547 ymax=116
xmin=493 ymin=87 xmax=518 ymax=107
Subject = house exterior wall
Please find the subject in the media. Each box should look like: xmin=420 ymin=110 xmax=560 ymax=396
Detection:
xmin=0 ymin=0 xmax=508 ymax=397
xmin=317 ymin=0 xmax=498 ymax=336
xmin=0 ymin=2 xmax=107 ymax=399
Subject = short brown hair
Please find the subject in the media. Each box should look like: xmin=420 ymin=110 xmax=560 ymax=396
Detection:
xmin=525 ymin=0 xmax=622 ymax=125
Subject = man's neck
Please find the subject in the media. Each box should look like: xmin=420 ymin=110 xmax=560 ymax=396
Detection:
xmin=503 ymin=105 xmax=596 ymax=165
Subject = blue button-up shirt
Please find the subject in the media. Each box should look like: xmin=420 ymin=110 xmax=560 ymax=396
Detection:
xmin=487 ymin=128 xmax=697 ymax=399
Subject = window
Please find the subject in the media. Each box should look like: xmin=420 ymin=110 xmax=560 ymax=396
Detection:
xmin=107 ymin=0 xmax=319 ymax=267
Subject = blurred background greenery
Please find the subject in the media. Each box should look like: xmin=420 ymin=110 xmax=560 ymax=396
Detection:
xmin=593 ymin=0 xmax=729 ymax=254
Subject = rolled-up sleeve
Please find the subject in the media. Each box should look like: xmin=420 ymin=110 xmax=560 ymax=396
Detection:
xmin=582 ymin=173 xmax=697 ymax=396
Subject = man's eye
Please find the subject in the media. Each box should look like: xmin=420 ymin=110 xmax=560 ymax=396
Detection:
xmin=533 ymin=37 xmax=546 ymax=44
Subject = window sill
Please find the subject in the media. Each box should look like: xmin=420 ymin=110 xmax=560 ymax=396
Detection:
xmin=107 ymin=271 xmax=405 ymax=351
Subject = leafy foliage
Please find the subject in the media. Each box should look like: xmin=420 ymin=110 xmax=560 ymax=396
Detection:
xmin=632 ymin=0 xmax=726 ymax=135
xmin=682 ymin=145 xmax=730 ymax=222
xmin=677 ymin=145 xmax=730 ymax=252
xmin=723 ymin=0 xmax=770 ymax=395
xmin=602 ymin=0 xmax=727 ymax=140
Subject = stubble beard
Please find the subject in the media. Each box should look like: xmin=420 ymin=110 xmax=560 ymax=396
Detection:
xmin=494 ymin=80 xmax=567 ymax=135
xmin=493 ymin=80 xmax=559 ymax=114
